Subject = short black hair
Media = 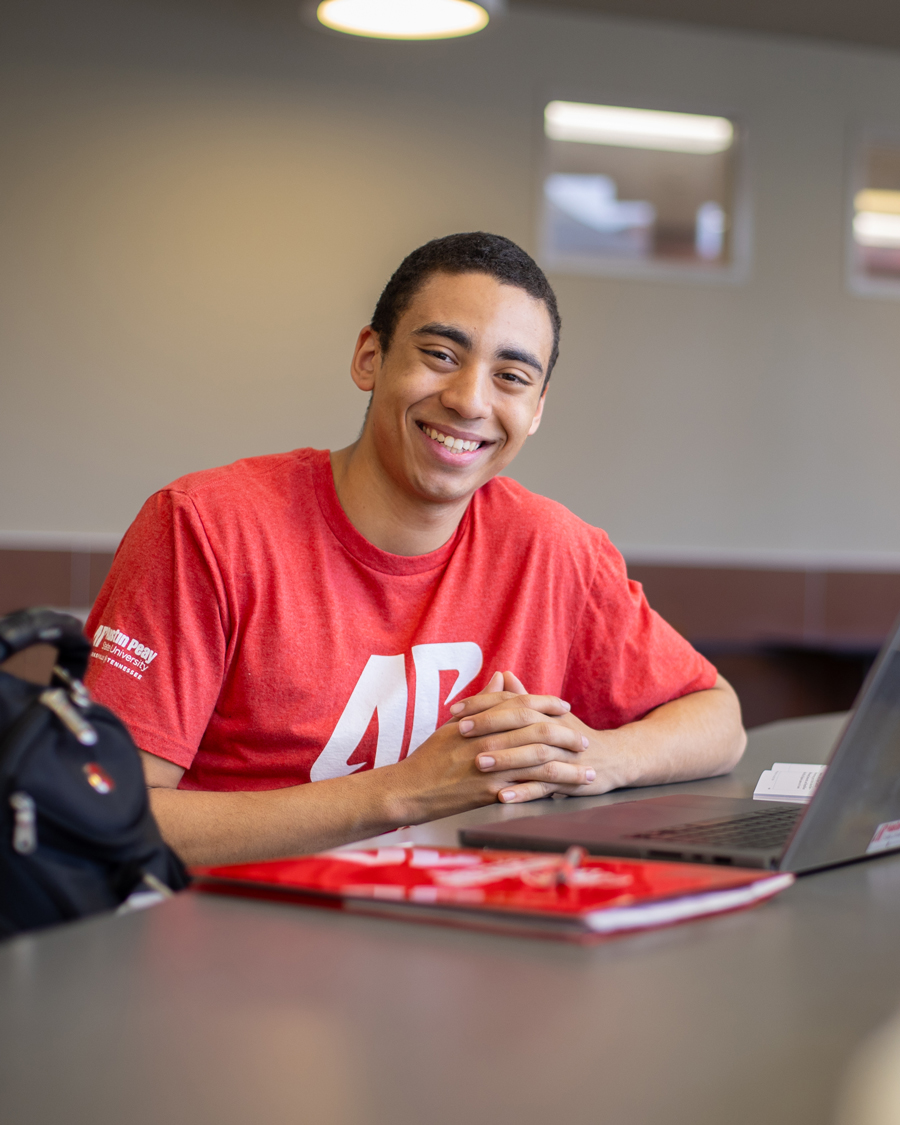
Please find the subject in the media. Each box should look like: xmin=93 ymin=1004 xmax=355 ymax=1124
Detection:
xmin=370 ymin=232 xmax=561 ymax=387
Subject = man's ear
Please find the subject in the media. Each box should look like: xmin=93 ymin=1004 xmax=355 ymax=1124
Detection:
xmin=350 ymin=326 xmax=382 ymax=392
xmin=527 ymin=386 xmax=548 ymax=436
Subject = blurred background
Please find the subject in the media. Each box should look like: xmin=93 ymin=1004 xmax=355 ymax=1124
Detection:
xmin=4 ymin=0 xmax=900 ymax=725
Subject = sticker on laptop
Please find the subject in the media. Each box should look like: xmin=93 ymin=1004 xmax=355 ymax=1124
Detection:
xmin=866 ymin=820 xmax=900 ymax=855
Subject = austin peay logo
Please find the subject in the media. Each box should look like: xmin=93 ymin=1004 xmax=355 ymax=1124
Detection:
xmin=92 ymin=624 xmax=158 ymax=672
xmin=311 ymin=642 xmax=483 ymax=782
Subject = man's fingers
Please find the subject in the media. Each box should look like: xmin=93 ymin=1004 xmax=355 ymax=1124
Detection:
xmin=503 ymin=670 xmax=527 ymax=694
xmin=484 ymin=670 xmax=504 ymax=694
xmin=451 ymin=692 xmax=571 ymax=721
xmin=496 ymin=780 xmax=587 ymax=804
xmin=445 ymin=671 xmax=506 ymax=719
xmin=498 ymin=780 xmax=552 ymax=803
xmin=462 ymin=711 xmax=588 ymax=751
xmin=475 ymin=735 xmax=590 ymax=770
xmin=479 ymin=752 xmax=595 ymax=787
xmin=449 ymin=690 xmax=517 ymax=719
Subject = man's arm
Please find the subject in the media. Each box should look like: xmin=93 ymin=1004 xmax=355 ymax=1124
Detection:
xmin=141 ymin=676 xmax=596 ymax=866
xmin=143 ymin=673 xmax=744 ymax=865
xmin=456 ymin=673 xmax=746 ymax=803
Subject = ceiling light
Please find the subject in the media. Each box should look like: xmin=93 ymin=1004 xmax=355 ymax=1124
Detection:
xmin=855 ymin=189 xmax=900 ymax=215
xmin=544 ymin=101 xmax=734 ymax=155
xmin=317 ymin=0 xmax=490 ymax=39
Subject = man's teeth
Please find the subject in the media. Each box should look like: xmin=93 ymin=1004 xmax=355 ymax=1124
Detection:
xmin=423 ymin=426 xmax=481 ymax=453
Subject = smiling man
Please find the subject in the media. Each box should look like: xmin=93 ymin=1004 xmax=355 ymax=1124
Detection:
xmin=85 ymin=232 xmax=745 ymax=865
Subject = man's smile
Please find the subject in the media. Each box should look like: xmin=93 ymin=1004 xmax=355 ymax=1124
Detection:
xmin=416 ymin=420 xmax=493 ymax=456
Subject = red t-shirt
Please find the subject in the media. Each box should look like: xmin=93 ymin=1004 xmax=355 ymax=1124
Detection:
xmin=85 ymin=448 xmax=716 ymax=791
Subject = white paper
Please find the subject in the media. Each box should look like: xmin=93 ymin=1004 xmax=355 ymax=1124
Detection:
xmin=753 ymin=762 xmax=826 ymax=803
xmin=585 ymin=873 xmax=795 ymax=933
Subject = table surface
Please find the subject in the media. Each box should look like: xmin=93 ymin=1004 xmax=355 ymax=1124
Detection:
xmin=4 ymin=712 xmax=900 ymax=1125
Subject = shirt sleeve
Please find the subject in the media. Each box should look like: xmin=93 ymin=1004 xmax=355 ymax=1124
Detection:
xmin=85 ymin=489 xmax=229 ymax=771
xmin=561 ymin=535 xmax=717 ymax=729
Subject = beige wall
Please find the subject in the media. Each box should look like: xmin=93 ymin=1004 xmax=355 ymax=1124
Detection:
xmin=3 ymin=0 xmax=900 ymax=564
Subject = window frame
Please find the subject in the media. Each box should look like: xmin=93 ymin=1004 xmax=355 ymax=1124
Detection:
xmin=845 ymin=126 xmax=900 ymax=300
xmin=535 ymin=90 xmax=752 ymax=286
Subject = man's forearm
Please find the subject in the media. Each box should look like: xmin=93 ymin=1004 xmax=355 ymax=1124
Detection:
xmin=148 ymin=767 xmax=408 ymax=866
xmin=144 ymin=698 xmax=588 ymax=865
xmin=591 ymin=676 xmax=746 ymax=792
xmin=145 ymin=678 xmax=744 ymax=862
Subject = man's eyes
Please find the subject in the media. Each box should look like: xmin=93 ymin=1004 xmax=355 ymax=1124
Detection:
xmin=419 ymin=349 xmax=531 ymax=385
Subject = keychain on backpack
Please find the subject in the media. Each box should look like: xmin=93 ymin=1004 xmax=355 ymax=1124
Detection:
xmin=0 ymin=607 xmax=188 ymax=937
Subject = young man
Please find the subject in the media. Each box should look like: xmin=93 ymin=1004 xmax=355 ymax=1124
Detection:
xmin=86 ymin=232 xmax=745 ymax=865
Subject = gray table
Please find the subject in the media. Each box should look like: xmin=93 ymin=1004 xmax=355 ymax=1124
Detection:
xmin=3 ymin=713 xmax=900 ymax=1125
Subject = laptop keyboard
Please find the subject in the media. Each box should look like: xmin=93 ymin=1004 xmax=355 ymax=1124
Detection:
xmin=625 ymin=805 xmax=804 ymax=851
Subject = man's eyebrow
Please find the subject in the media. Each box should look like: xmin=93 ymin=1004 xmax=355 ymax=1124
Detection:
xmin=412 ymin=323 xmax=473 ymax=349
xmin=496 ymin=347 xmax=544 ymax=377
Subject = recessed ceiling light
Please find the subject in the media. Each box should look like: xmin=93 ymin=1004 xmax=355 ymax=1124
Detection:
xmin=545 ymin=101 xmax=734 ymax=155
xmin=317 ymin=0 xmax=490 ymax=39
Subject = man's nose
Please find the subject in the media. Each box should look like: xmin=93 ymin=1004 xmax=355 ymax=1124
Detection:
xmin=440 ymin=364 xmax=491 ymax=419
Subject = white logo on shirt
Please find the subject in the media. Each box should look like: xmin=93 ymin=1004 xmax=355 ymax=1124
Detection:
xmin=91 ymin=623 xmax=159 ymax=677
xmin=310 ymin=642 xmax=482 ymax=782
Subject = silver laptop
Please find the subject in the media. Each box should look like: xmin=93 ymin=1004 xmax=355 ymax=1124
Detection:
xmin=461 ymin=616 xmax=900 ymax=873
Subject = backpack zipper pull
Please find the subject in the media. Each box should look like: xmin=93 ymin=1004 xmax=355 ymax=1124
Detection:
xmin=39 ymin=688 xmax=98 ymax=746
xmin=10 ymin=792 xmax=37 ymax=855
xmin=51 ymin=664 xmax=92 ymax=710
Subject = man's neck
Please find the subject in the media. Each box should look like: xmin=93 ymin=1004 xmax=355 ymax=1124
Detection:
xmin=330 ymin=443 xmax=470 ymax=557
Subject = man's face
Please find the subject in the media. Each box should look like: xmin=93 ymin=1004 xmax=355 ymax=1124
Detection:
xmin=353 ymin=271 xmax=554 ymax=506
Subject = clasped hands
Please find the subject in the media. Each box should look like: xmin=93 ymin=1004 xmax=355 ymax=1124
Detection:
xmin=451 ymin=670 xmax=600 ymax=804
xmin=392 ymin=670 xmax=621 ymax=825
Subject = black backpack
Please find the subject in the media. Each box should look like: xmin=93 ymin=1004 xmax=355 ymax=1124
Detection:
xmin=0 ymin=608 xmax=188 ymax=937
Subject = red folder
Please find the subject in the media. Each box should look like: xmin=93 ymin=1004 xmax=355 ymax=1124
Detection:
xmin=191 ymin=845 xmax=794 ymax=943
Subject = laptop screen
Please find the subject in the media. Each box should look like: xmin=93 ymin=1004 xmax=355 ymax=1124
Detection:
xmin=783 ymin=642 xmax=900 ymax=871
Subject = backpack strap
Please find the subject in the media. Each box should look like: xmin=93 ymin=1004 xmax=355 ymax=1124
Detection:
xmin=0 ymin=609 xmax=91 ymax=682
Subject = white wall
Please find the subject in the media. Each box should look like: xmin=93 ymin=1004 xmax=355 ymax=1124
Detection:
xmin=3 ymin=0 xmax=900 ymax=565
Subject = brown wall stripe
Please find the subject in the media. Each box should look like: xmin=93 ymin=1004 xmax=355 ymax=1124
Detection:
xmin=2 ymin=549 xmax=900 ymax=647
xmin=3 ymin=549 xmax=900 ymax=725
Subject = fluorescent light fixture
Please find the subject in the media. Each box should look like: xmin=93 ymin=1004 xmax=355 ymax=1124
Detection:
xmin=544 ymin=101 xmax=734 ymax=155
xmin=317 ymin=0 xmax=489 ymax=39
xmin=854 ymin=211 xmax=900 ymax=248
xmin=855 ymin=189 xmax=900 ymax=215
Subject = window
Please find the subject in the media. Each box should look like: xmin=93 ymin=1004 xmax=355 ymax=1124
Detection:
xmin=540 ymin=100 xmax=743 ymax=280
xmin=849 ymin=139 xmax=900 ymax=295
